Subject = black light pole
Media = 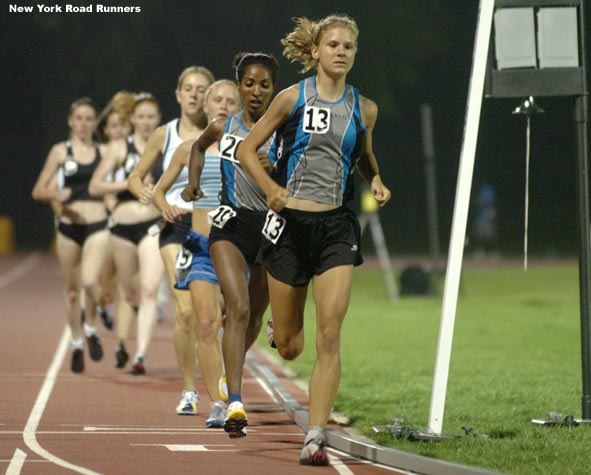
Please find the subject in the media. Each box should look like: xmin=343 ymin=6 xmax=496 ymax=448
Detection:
xmin=575 ymin=91 xmax=591 ymax=418
xmin=421 ymin=103 xmax=442 ymax=284
xmin=574 ymin=1 xmax=590 ymax=414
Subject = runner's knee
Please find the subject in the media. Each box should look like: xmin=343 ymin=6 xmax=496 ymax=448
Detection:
xmin=196 ymin=314 xmax=220 ymax=342
xmin=278 ymin=338 xmax=304 ymax=361
xmin=315 ymin=328 xmax=340 ymax=355
xmin=174 ymin=306 xmax=195 ymax=334
xmin=65 ymin=288 xmax=79 ymax=307
xmin=225 ymin=297 xmax=249 ymax=325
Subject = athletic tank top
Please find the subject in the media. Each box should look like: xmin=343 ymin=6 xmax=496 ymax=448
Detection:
xmin=114 ymin=136 xmax=141 ymax=202
xmin=193 ymin=150 xmax=221 ymax=209
xmin=220 ymin=111 xmax=275 ymax=211
xmin=162 ymin=119 xmax=192 ymax=211
xmin=57 ymin=140 xmax=102 ymax=202
xmin=269 ymin=76 xmax=366 ymax=206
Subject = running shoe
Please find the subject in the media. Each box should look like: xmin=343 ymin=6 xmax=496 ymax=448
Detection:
xmin=206 ymin=401 xmax=226 ymax=428
xmin=157 ymin=306 xmax=165 ymax=322
xmin=86 ymin=334 xmax=103 ymax=361
xmin=130 ymin=357 xmax=145 ymax=375
xmin=224 ymin=401 xmax=248 ymax=437
xmin=299 ymin=431 xmax=330 ymax=466
xmin=115 ymin=344 xmax=129 ymax=368
xmin=218 ymin=374 xmax=228 ymax=402
xmin=176 ymin=390 xmax=199 ymax=415
xmin=97 ymin=305 xmax=114 ymax=330
xmin=71 ymin=349 xmax=84 ymax=373
xmin=266 ymin=319 xmax=277 ymax=349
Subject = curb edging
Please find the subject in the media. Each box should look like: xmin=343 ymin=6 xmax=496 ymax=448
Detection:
xmin=246 ymin=353 xmax=504 ymax=475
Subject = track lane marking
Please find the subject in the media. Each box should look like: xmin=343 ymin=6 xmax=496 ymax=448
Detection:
xmin=328 ymin=454 xmax=356 ymax=475
xmin=5 ymin=449 xmax=26 ymax=475
xmin=130 ymin=444 xmax=235 ymax=452
xmin=0 ymin=254 xmax=40 ymax=290
xmin=328 ymin=447 xmax=414 ymax=474
xmin=22 ymin=326 xmax=102 ymax=475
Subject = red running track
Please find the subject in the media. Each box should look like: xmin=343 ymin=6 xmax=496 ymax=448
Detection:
xmin=0 ymin=254 xmax=405 ymax=475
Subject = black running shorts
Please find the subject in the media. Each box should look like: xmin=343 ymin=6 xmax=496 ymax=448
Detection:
xmin=259 ymin=206 xmax=362 ymax=287
xmin=158 ymin=213 xmax=192 ymax=249
xmin=209 ymin=207 xmax=266 ymax=265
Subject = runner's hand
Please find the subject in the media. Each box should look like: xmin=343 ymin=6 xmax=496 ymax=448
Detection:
xmin=181 ymin=185 xmax=204 ymax=202
xmin=266 ymin=184 xmax=289 ymax=213
xmin=162 ymin=204 xmax=189 ymax=223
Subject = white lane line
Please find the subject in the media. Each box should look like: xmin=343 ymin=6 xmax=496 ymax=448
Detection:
xmin=84 ymin=426 xmax=207 ymax=432
xmin=130 ymin=444 xmax=235 ymax=452
xmin=9 ymin=430 xmax=304 ymax=437
xmin=252 ymin=368 xmax=359 ymax=472
xmin=22 ymin=326 xmax=103 ymax=475
xmin=0 ymin=254 xmax=40 ymax=290
xmin=328 ymin=454 xmax=355 ymax=475
xmin=5 ymin=449 xmax=26 ymax=475
xmin=328 ymin=447 xmax=413 ymax=474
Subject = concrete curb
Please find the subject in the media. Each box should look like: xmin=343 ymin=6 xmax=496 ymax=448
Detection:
xmin=246 ymin=352 xmax=504 ymax=475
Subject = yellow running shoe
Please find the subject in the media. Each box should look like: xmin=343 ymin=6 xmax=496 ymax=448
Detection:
xmin=224 ymin=401 xmax=248 ymax=438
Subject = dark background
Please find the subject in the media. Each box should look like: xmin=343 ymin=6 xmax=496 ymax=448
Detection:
xmin=1 ymin=0 xmax=587 ymax=256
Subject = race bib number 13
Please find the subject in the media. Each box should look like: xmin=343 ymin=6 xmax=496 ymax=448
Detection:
xmin=262 ymin=210 xmax=286 ymax=244
xmin=302 ymin=106 xmax=330 ymax=134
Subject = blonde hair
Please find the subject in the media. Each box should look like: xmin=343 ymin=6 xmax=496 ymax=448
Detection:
xmin=110 ymin=91 xmax=135 ymax=119
xmin=176 ymin=65 xmax=215 ymax=92
xmin=96 ymin=90 xmax=135 ymax=143
xmin=204 ymin=79 xmax=239 ymax=105
xmin=281 ymin=14 xmax=359 ymax=73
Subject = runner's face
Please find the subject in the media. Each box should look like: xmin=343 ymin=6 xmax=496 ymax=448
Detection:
xmin=176 ymin=73 xmax=211 ymax=116
xmin=239 ymin=64 xmax=274 ymax=120
xmin=203 ymin=84 xmax=240 ymax=123
xmin=313 ymin=26 xmax=357 ymax=78
xmin=68 ymin=105 xmax=96 ymax=140
xmin=131 ymin=102 xmax=161 ymax=139
xmin=104 ymin=112 xmax=130 ymax=141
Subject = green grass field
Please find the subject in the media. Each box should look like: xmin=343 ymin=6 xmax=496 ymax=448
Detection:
xmin=259 ymin=261 xmax=591 ymax=475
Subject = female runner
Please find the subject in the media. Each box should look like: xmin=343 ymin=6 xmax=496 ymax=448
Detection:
xmin=127 ymin=66 xmax=215 ymax=413
xmin=32 ymin=97 xmax=111 ymax=373
xmin=237 ymin=16 xmax=391 ymax=465
xmin=153 ymin=79 xmax=240 ymax=427
xmin=182 ymin=52 xmax=279 ymax=437
xmin=90 ymin=92 xmax=165 ymax=374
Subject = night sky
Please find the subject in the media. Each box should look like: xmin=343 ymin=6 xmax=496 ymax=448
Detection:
xmin=2 ymin=0 xmax=588 ymax=256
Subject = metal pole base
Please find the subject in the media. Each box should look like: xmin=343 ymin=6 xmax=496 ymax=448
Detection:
xmin=532 ymin=411 xmax=591 ymax=427
xmin=372 ymin=418 xmax=488 ymax=442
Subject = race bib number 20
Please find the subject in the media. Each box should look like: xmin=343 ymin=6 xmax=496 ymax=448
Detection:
xmin=220 ymin=134 xmax=243 ymax=163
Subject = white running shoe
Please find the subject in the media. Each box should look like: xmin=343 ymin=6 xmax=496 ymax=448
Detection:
xmin=176 ymin=390 xmax=199 ymax=415
xmin=299 ymin=429 xmax=329 ymax=466
xmin=206 ymin=401 xmax=226 ymax=428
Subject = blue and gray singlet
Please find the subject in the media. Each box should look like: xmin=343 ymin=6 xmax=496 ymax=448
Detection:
xmin=219 ymin=110 xmax=275 ymax=212
xmin=268 ymin=76 xmax=367 ymax=206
